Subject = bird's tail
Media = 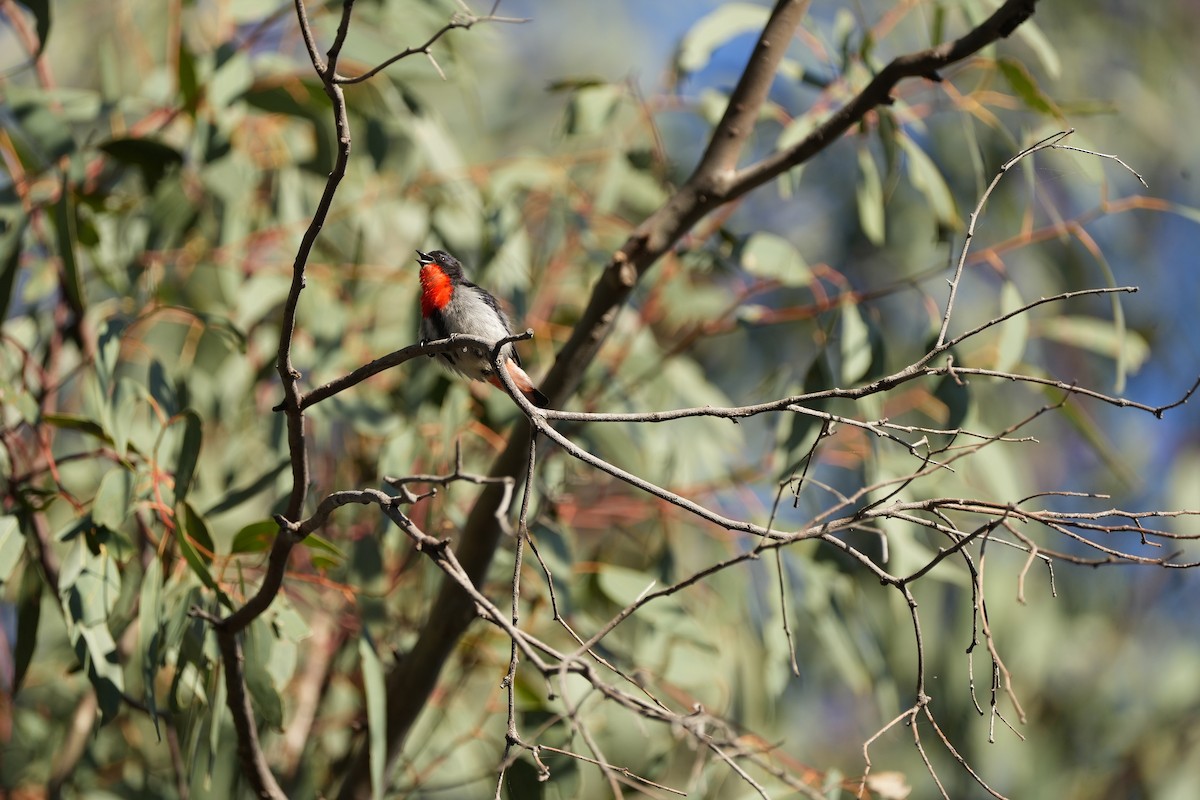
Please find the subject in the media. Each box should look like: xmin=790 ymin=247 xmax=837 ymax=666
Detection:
xmin=491 ymin=360 xmax=550 ymax=408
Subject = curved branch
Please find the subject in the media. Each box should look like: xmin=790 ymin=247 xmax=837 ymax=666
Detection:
xmin=212 ymin=0 xmax=357 ymax=795
xmin=540 ymin=0 xmax=816 ymax=406
xmin=729 ymin=0 xmax=1039 ymax=198
xmin=298 ymin=332 xmax=533 ymax=411
xmin=215 ymin=630 xmax=282 ymax=799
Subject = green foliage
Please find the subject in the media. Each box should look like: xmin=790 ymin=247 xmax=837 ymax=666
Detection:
xmin=673 ymin=3 xmax=772 ymax=75
xmin=2 ymin=1 xmax=1199 ymax=799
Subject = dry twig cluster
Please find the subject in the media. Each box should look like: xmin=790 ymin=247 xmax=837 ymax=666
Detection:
xmin=154 ymin=1 xmax=1198 ymax=798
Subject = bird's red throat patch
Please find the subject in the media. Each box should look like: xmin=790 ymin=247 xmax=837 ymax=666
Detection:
xmin=419 ymin=265 xmax=454 ymax=316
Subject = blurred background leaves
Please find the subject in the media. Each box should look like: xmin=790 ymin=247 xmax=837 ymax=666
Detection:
xmin=2 ymin=1 xmax=1199 ymax=798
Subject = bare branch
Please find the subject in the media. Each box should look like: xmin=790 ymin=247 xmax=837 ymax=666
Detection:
xmin=934 ymin=129 xmax=1073 ymax=350
xmin=528 ymin=745 xmax=687 ymax=796
xmin=216 ymin=627 xmax=286 ymax=799
xmin=333 ymin=6 xmax=528 ymax=85
xmin=692 ymin=0 xmax=814 ymax=180
xmin=728 ymin=0 xmax=1041 ymax=199
xmin=298 ymin=332 xmax=534 ymax=411
xmin=210 ymin=0 xmax=358 ymax=793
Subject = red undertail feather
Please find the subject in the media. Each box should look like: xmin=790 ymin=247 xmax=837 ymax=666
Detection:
xmin=489 ymin=360 xmax=550 ymax=408
xmin=419 ymin=266 xmax=454 ymax=317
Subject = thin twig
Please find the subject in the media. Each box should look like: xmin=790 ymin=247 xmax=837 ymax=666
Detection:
xmin=935 ymin=129 xmax=1074 ymax=350
xmin=334 ymin=8 xmax=528 ymax=85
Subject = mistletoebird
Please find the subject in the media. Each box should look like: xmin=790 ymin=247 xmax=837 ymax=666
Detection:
xmin=415 ymin=249 xmax=549 ymax=408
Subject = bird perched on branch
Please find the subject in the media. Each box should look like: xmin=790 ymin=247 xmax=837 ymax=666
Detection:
xmin=415 ymin=249 xmax=549 ymax=408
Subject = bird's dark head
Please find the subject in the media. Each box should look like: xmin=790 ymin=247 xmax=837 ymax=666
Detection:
xmin=415 ymin=249 xmax=465 ymax=281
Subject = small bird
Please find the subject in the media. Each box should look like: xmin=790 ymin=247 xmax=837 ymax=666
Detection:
xmin=415 ymin=249 xmax=549 ymax=408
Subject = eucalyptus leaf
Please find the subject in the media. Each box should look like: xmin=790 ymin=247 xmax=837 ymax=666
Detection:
xmin=0 ymin=515 xmax=23 ymax=585
xmin=597 ymin=564 xmax=658 ymax=608
xmin=856 ymin=146 xmax=885 ymax=245
xmin=138 ymin=557 xmax=165 ymax=738
xmin=176 ymin=503 xmax=229 ymax=605
xmin=109 ymin=376 xmax=142 ymax=458
xmin=52 ymin=173 xmax=85 ymax=316
xmin=741 ymin=232 xmax=812 ymax=286
xmin=231 ymin=519 xmax=278 ymax=554
xmin=14 ymin=560 xmax=43 ymax=693
xmin=998 ymin=57 xmax=1063 ymax=118
xmin=996 ymin=280 xmax=1029 ymax=372
xmin=359 ymin=630 xmax=388 ymax=800
xmin=173 ymin=409 xmax=203 ymax=507
xmin=42 ymin=412 xmax=114 ymax=445
xmin=1038 ymin=315 xmax=1149 ymax=374
xmin=675 ymin=3 xmax=771 ymax=74
xmin=244 ymin=620 xmax=284 ymax=729
xmin=58 ymin=537 xmax=125 ymax=724
xmin=839 ymin=300 xmax=873 ymax=385
xmin=208 ymin=50 xmax=254 ymax=110
xmin=61 ymin=536 xmax=121 ymax=625
xmin=303 ymin=532 xmax=346 ymax=570
xmin=270 ymin=597 xmax=311 ymax=642
xmin=0 ymin=213 xmax=27 ymax=323
xmin=203 ymin=460 xmax=289 ymax=516
xmin=96 ymin=319 xmax=125 ymax=395
xmin=8 ymin=91 xmax=75 ymax=166
xmin=92 ymin=467 xmax=135 ymax=531
xmin=899 ymin=135 xmax=958 ymax=230
xmin=75 ymin=622 xmax=124 ymax=723
xmin=775 ymin=112 xmax=817 ymax=196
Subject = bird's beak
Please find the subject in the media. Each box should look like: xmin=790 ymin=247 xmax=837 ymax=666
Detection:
xmin=415 ymin=250 xmax=434 ymax=265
